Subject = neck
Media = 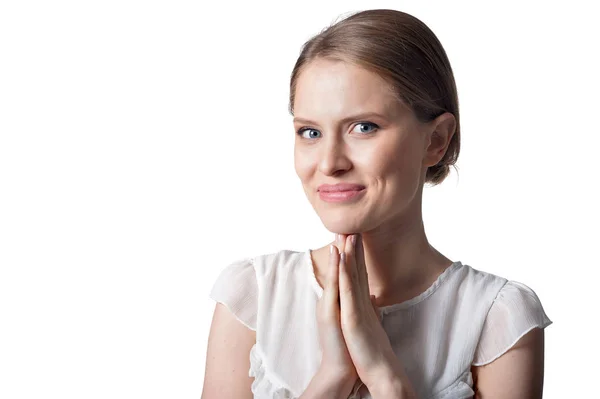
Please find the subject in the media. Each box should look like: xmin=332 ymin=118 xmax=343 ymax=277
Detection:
xmin=361 ymin=217 xmax=444 ymax=303
xmin=337 ymin=193 xmax=452 ymax=306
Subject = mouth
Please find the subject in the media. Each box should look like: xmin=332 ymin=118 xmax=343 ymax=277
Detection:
xmin=318 ymin=188 xmax=366 ymax=203
xmin=317 ymin=183 xmax=366 ymax=193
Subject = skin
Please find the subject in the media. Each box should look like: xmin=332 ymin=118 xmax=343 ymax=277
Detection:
xmin=293 ymin=58 xmax=457 ymax=306
xmin=292 ymin=58 xmax=545 ymax=398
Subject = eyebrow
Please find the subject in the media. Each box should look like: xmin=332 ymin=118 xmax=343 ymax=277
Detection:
xmin=292 ymin=112 xmax=389 ymax=125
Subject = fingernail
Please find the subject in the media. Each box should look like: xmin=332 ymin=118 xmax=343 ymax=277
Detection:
xmin=330 ymin=244 xmax=334 ymax=255
xmin=351 ymin=234 xmax=356 ymax=246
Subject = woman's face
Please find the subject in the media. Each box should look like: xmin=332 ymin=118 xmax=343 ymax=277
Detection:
xmin=293 ymin=58 xmax=445 ymax=234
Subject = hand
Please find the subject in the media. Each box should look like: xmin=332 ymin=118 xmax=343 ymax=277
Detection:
xmin=314 ymin=242 xmax=359 ymax=395
xmin=337 ymin=233 xmax=404 ymax=388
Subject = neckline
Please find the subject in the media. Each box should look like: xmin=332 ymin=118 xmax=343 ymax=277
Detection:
xmin=305 ymin=248 xmax=463 ymax=314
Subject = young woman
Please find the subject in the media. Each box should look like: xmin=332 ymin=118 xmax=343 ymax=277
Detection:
xmin=202 ymin=9 xmax=551 ymax=399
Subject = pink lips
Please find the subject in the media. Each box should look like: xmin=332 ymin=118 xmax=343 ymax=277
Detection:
xmin=317 ymin=183 xmax=366 ymax=203
xmin=317 ymin=183 xmax=366 ymax=192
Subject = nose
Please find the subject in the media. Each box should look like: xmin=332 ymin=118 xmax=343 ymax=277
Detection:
xmin=317 ymin=133 xmax=352 ymax=176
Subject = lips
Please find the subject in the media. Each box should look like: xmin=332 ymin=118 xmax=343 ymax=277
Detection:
xmin=318 ymin=183 xmax=366 ymax=193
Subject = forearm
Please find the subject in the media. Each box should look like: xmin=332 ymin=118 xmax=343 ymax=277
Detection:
xmin=364 ymin=361 xmax=418 ymax=399
xmin=299 ymin=370 xmax=356 ymax=399
xmin=369 ymin=378 xmax=416 ymax=399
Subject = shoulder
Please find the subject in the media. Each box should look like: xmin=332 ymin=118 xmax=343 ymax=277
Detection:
xmin=444 ymin=262 xmax=509 ymax=308
xmin=250 ymin=249 xmax=308 ymax=277
xmin=251 ymin=249 xmax=318 ymax=307
xmin=448 ymin=262 xmax=549 ymax=315
xmin=449 ymin=263 xmax=552 ymax=347
xmin=470 ymin=269 xmax=552 ymax=366
xmin=208 ymin=256 xmax=259 ymax=331
xmin=431 ymin=263 xmax=551 ymax=396
xmin=436 ymin=262 xmax=551 ymax=357
xmin=469 ymin=275 xmax=550 ymax=397
xmin=210 ymin=249 xmax=307 ymax=284
xmin=208 ymin=249 xmax=311 ymax=328
xmin=455 ymin=262 xmax=507 ymax=287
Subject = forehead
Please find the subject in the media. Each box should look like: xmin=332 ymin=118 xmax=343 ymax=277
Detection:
xmin=294 ymin=59 xmax=403 ymax=118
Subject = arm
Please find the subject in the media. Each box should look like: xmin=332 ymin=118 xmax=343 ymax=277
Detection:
xmin=201 ymin=303 xmax=256 ymax=399
xmin=364 ymin=362 xmax=417 ymax=399
xmin=471 ymin=328 xmax=545 ymax=399
xmin=299 ymin=370 xmax=357 ymax=399
xmin=371 ymin=328 xmax=545 ymax=399
xmin=201 ymin=303 xmax=353 ymax=399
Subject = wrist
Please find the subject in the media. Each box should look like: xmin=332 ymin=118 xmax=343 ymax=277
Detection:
xmin=369 ymin=377 xmax=416 ymax=399
xmin=302 ymin=368 xmax=356 ymax=399
xmin=364 ymin=363 xmax=417 ymax=399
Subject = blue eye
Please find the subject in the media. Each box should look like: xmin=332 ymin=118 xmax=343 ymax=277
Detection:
xmin=352 ymin=122 xmax=378 ymax=134
xmin=296 ymin=122 xmax=379 ymax=139
xmin=296 ymin=127 xmax=322 ymax=139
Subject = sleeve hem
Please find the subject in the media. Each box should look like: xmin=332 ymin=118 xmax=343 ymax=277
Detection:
xmin=209 ymin=296 xmax=258 ymax=332
xmin=207 ymin=256 xmax=258 ymax=332
xmin=472 ymin=319 xmax=552 ymax=367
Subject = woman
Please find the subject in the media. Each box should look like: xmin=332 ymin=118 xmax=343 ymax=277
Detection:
xmin=202 ymin=9 xmax=551 ymax=399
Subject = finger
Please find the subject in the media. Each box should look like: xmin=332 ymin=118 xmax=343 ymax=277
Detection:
xmin=345 ymin=235 xmax=360 ymax=296
xmin=324 ymin=244 xmax=340 ymax=315
xmin=338 ymin=250 xmax=356 ymax=304
xmin=354 ymin=234 xmax=370 ymax=300
xmin=336 ymin=233 xmax=346 ymax=254
xmin=339 ymin=238 xmax=359 ymax=324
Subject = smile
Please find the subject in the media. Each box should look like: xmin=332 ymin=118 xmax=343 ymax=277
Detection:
xmin=318 ymin=188 xmax=366 ymax=203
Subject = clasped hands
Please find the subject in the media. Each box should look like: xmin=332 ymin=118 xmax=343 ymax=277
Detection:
xmin=316 ymin=233 xmax=410 ymax=395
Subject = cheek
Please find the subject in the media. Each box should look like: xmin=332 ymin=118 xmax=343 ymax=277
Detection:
xmin=392 ymin=132 xmax=423 ymax=166
xmin=369 ymin=137 xmax=423 ymax=193
xmin=363 ymin=138 xmax=413 ymax=175
xmin=293 ymin=148 xmax=312 ymax=180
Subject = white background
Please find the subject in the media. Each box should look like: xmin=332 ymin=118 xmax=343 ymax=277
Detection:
xmin=1 ymin=1 xmax=598 ymax=398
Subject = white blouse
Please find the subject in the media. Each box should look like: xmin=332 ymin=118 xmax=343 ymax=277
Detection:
xmin=209 ymin=249 xmax=552 ymax=399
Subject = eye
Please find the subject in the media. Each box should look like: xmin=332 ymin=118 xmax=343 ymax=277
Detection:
xmin=296 ymin=127 xmax=322 ymax=139
xmin=352 ymin=122 xmax=379 ymax=134
xmin=296 ymin=122 xmax=379 ymax=139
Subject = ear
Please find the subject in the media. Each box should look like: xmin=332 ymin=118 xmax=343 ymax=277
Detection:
xmin=422 ymin=112 xmax=456 ymax=167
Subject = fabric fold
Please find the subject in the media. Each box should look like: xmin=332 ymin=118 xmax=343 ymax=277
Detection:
xmin=428 ymin=370 xmax=474 ymax=399
xmin=249 ymin=344 xmax=296 ymax=399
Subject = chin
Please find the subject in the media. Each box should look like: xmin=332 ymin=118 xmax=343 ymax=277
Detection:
xmin=309 ymin=195 xmax=375 ymax=233
xmin=319 ymin=215 xmax=366 ymax=235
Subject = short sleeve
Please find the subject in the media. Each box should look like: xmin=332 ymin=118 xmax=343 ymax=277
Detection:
xmin=472 ymin=280 xmax=552 ymax=366
xmin=209 ymin=257 xmax=258 ymax=331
